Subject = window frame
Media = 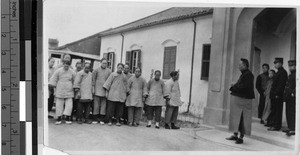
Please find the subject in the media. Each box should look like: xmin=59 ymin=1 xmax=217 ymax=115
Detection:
xmin=163 ymin=46 xmax=177 ymax=79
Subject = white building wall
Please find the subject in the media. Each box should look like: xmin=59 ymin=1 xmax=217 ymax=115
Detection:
xmin=257 ymin=31 xmax=292 ymax=73
xmin=100 ymin=15 xmax=213 ymax=116
xmin=100 ymin=34 xmax=122 ymax=71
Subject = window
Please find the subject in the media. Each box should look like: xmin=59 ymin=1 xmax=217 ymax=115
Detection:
xmin=163 ymin=46 xmax=176 ymax=79
xmin=103 ymin=52 xmax=115 ymax=72
xmin=201 ymin=44 xmax=211 ymax=80
xmin=125 ymin=50 xmax=142 ymax=73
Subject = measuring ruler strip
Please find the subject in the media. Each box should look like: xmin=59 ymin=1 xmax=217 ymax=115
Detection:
xmin=2 ymin=0 xmax=21 ymax=154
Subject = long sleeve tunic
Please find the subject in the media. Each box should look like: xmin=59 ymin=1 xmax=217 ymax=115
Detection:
xmin=125 ymin=76 xmax=147 ymax=107
xmin=73 ymin=70 xmax=93 ymax=100
xmin=92 ymin=67 xmax=111 ymax=97
xmin=165 ymin=79 xmax=183 ymax=107
xmin=103 ymin=72 xmax=128 ymax=102
xmin=49 ymin=68 xmax=76 ymax=99
xmin=271 ymin=67 xmax=288 ymax=99
xmin=230 ymin=69 xmax=255 ymax=99
xmin=145 ymin=79 xmax=167 ymax=106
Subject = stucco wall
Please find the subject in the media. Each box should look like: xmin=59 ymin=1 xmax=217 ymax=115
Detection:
xmin=100 ymin=33 xmax=123 ymax=68
xmin=256 ymin=31 xmax=292 ymax=73
xmin=100 ymin=15 xmax=213 ymax=116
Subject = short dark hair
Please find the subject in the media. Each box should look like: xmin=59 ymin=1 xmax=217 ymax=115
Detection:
xmin=85 ymin=62 xmax=91 ymax=67
xmin=76 ymin=61 xmax=82 ymax=66
xmin=240 ymin=58 xmax=249 ymax=68
xmin=135 ymin=67 xmax=142 ymax=73
xmin=63 ymin=61 xmax=71 ymax=65
xmin=269 ymin=69 xmax=275 ymax=74
xmin=170 ymin=71 xmax=179 ymax=77
xmin=262 ymin=63 xmax=269 ymax=69
xmin=117 ymin=63 xmax=124 ymax=68
xmin=48 ymin=57 xmax=54 ymax=62
xmin=154 ymin=70 xmax=161 ymax=75
xmin=100 ymin=58 xmax=107 ymax=62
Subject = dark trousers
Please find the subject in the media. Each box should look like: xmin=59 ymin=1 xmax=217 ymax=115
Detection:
xmin=106 ymin=100 xmax=124 ymax=122
xmin=122 ymin=104 xmax=128 ymax=121
xmin=77 ymin=101 xmax=91 ymax=120
xmin=48 ymin=93 xmax=55 ymax=112
xmin=238 ymin=112 xmax=245 ymax=135
xmin=127 ymin=106 xmax=142 ymax=123
xmin=286 ymin=97 xmax=296 ymax=131
xmin=270 ymin=97 xmax=283 ymax=129
xmin=71 ymin=99 xmax=79 ymax=119
xmin=258 ymin=93 xmax=266 ymax=119
xmin=165 ymin=105 xmax=179 ymax=124
xmin=147 ymin=106 xmax=162 ymax=122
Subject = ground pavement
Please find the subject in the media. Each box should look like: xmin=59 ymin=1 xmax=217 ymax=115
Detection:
xmin=46 ymin=118 xmax=295 ymax=155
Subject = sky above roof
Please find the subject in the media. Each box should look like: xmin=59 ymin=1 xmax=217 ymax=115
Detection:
xmin=44 ymin=0 xmax=172 ymax=46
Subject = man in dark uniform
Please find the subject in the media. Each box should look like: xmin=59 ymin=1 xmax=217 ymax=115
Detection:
xmin=284 ymin=60 xmax=296 ymax=136
xmin=268 ymin=58 xmax=288 ymax=131
xmin=256 ymin=64 xmax=269 ymax=124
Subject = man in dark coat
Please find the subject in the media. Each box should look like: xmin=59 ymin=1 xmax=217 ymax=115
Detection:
xmin=284 ymin=60 xmax=296 ymax=136
xmin=256 ymin=64 xmax=269 ymax=124
xmin=268 ymin=58 xmax=288 ymax=131
xmin=226 ymin=58 xmax=255 ymax=144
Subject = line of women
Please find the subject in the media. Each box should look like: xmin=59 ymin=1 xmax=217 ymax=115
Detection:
xmin=48 ymin=54 xmax=183 ymax=129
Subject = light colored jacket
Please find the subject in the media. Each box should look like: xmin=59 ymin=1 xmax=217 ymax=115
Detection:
xmin=145 ymin=79 xmax=167 ymax=106
xmin=92 ymin=67 xmax=111 ymax=97
xmin=165 ymin=79 xmax=182 ymax=106
xmin=49 ymin=67 xmax=76 ymax=98
xmin=103 ymin=72 xmax=128 ymax=102
xmin=126 ymin=76 xmax=147 ymax=107
xmin=73 ymin=70 xmax=93 ymax=100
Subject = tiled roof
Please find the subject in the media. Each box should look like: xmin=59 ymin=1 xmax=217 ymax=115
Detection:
xmin=55 ymin=7 xmax=213 ymax=49
xmin=99 ymin=7 xmax=213 ymax=36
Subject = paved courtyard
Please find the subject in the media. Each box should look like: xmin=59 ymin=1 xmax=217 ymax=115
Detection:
xmin=47 ymin=118 xmax=292 ymax=155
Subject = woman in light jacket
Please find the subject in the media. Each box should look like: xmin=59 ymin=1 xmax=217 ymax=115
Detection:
xmin=164 ymin=71 xmax=182 ymax=129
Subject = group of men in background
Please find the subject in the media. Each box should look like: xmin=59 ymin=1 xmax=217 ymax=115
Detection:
xmin=256 ymin=58 xmax=296 ymax=136
xmin=48 ymin=54 xmax=183 ymax=129
xmin=226 ymin=57 xmax=296 ymax=145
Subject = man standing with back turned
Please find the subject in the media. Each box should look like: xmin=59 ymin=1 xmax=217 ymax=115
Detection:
xmin=226 ymin=58 xmax=255 ymax=144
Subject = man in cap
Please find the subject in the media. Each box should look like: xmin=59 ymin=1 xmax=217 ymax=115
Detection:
xmin=284 ymin=60 xmax=296 ymax=136
xmin=268 ymin=58 xmax=288 ymax=131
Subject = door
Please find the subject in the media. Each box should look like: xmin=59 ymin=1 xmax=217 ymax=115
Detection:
xmin=251 ymin=47 xmax=261 ymax=118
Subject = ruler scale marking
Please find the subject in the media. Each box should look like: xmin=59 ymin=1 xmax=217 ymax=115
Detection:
xmin=2 ymin=0 xmax=21 ymax=154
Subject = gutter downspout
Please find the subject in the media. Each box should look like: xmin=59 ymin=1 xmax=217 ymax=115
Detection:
xmin=187 ymin=18 xmax=197 ymax=113
xmin=121 ymin=33 xmax=124 ymax=63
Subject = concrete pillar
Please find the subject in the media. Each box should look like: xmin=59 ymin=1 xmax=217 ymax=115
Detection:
xmin=203 ymin=8 xmax=231 ymax=125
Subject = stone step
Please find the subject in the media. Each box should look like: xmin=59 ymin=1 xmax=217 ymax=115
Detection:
xmin=215 ymin=121 xmax=295 ymax=149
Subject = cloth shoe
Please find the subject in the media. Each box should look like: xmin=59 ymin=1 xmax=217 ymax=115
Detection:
xmin=171 ymin=123 xmax=180 ymax=129
xmin=165 ymin=124 xmax=171 ymax=129
xmin=55 ymin=116 xmax=62 ymax=125
xmin=235 ymin=138 xmax=243 ymax=144
xmin=225 ymin=135 xmax=238 ymax=141
xmin=65 ymin=116 xmax=72 ymax=124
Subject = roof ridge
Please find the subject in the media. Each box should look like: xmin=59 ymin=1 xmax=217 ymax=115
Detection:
xmin=104 ymin=7 xmax=174 ymax=33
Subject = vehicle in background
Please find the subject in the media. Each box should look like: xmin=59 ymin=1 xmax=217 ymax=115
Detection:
xmin=49 ymin=48 xmax=101 ymax=71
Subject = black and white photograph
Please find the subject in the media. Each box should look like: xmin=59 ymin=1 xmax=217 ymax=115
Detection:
xmin=42 ymin=0 xmax=299 ymax=154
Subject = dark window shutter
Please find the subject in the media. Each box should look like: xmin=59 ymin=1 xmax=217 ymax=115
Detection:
xmin=125 ymin=51 xmax=132 ymax=69
xmin=163 ymin=46 xmax=176 ymax=79
xmin=201 ymin=44 xmax=211 ymax=80
xmin=137 ymin=50 xmax=142 ymax=69
xmin=110 ymin=52 xmax=115 ymax=72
